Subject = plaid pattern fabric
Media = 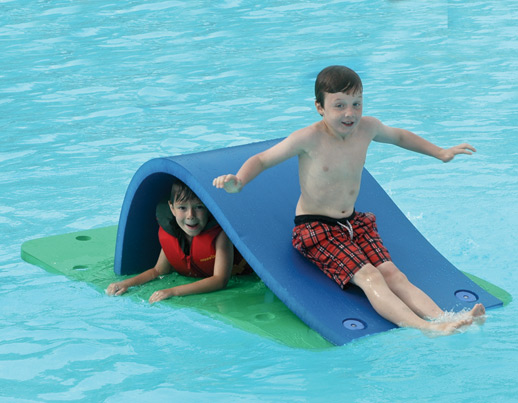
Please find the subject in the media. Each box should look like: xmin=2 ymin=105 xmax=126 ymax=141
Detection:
xmin=292 ymin=212 xmax=391 ymax=288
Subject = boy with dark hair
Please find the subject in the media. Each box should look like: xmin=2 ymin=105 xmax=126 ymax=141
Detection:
xmin=107 ymin=180 xmax=248 ymax=303
xmin=213 ymin=65 xmax=484 ymax=334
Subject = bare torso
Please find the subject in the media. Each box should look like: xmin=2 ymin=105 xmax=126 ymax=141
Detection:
xmin=295 ymin=118 xmax=375 ymax=218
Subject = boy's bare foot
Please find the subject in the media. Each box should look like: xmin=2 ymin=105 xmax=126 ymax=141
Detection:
xmin=470 ymin=303 xmax=485 ymax=317
xmin=426 ymin=317 xmax=473 ymax=335
xmin=470 ymin=303 xmax=486 ymax=324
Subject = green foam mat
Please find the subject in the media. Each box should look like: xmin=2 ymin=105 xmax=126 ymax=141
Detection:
xmin=21 ymin=226 xmax=332 ymax=349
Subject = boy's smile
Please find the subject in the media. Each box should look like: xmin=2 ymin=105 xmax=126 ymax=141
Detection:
xmin=316 ymin=91 xmax=363 ymax=138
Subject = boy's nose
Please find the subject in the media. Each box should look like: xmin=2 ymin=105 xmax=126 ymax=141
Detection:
xmin=344 ymin=106 xmax=354 ymax=115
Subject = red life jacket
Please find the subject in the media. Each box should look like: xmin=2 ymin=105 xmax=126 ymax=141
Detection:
xmin=158 ymin=224 xmax=221 ymax=278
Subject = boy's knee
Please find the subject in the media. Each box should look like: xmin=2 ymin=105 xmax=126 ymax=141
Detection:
xmin=378 ymin=262 xmax=407 ymax=285
xmin=352 ymin=264 xmax=385 ymax=287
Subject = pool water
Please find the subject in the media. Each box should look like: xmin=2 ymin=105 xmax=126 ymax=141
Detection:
xmin=1 ymin=0 xmax=517 ymax=401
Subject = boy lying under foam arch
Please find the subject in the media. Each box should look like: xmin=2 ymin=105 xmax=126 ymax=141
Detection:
xmin=106 ymin=180 xmax=249 ymax=303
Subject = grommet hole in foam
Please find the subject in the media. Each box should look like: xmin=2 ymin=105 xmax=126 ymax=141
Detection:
xmin=75 ymin=235 xmax=91 ymax=241
xmin=73 ymin=265 xmax=89 ymax=271
xmin=342 ymin=318 xmax=366 ymax=330
xmin=455 ymin=290 xmax=479 ymax=302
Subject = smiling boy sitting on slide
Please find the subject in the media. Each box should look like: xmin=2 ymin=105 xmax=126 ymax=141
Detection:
xmin=213 ymin=65 xmax=485 ymax=334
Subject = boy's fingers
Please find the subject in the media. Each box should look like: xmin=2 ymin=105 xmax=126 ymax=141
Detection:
xmin=149 ymin=291 xmax=164 ymax=303
xmin=459 ymin=143 xmax=476 ymax=152
xmin=213 ymin=175 xmax=232 ymax=187
xmin=223 ymin=174 xmax=235 ymax=183
xmin=106 ymin=284 xmax=117 ymax=295
xmin=213 ymin=175 xmax=241 ymax=192
xmin=213 ymin=177 xmax=223 ymax=187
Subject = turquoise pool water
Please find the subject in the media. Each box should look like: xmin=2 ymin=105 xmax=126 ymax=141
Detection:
xmin=1 ymin=0 xmax=517 ymax=401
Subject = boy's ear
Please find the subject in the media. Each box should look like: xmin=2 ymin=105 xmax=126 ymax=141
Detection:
xmin=315 ymin=100 xmax=324 ymax=117
xmin=168 ymin=200 xmax=176 ymax=216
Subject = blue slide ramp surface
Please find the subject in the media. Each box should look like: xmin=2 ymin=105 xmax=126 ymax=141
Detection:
xmin=115 ymin=138 xmax=503 ymax=345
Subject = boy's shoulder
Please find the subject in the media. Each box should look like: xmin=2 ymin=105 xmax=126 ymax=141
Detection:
xmin=294 ymin=121 xmax=327 ymax=140
xmin=358 ymin=116 xmax=384 ymax=137
xmin=360 ymin=115 xmax=382 ymax=128
xmin=285 ymin=122 xmax=322 ymax=146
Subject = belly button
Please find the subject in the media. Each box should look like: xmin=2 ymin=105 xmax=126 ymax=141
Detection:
xmin=323 ymin=166 xmax=329 ymax=172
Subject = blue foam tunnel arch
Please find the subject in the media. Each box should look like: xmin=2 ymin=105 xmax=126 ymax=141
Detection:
xmin=114 ymin=138 xmax=503 ymax=345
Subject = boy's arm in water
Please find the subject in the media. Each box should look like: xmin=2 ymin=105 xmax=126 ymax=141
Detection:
xmin=213 ymin=130 xmax=309 ymax=193
xmin=148 ymin=230 xmax=235 ymax=303
xmin=106 ymin=249 xmax=172 ymax=296
xmin=370 ymin=117 xmax=476 ymax=162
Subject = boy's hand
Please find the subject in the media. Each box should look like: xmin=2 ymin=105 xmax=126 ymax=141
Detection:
xmin=438 ymin=143 xmax=476 ymax=162
xmin=212 ymin=174 xmax=243 ymax=193
xmin=149 ymin=289 xmax=174 ymax=304
xmin=106 ymin=282 xmax=128 ymax=296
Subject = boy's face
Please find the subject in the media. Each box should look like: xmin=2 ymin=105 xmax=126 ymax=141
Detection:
xmin=169 ymin=198 xmax=210 ymax=239
xmin=315 ymin=91 xmax=363 ymax=137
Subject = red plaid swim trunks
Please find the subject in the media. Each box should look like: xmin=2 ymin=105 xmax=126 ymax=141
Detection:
xmin=292 ymin=211 xmax=391 ymax=288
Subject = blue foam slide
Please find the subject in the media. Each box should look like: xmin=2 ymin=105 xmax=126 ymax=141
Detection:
xmin=115 ymin=138 xmax=503 ymax=345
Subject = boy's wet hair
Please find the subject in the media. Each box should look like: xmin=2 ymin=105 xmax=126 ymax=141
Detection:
xmin=315 ymin=66 xmax=363 ymax=107
xmin=170 ymin=179 xmax=199 ymax=203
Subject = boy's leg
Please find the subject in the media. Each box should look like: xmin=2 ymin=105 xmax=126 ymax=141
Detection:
xmin=349 ymin=212 xmax=435 ymax=318
xmin=376 ymin=261 xmax=444 ymax=319
xmin=352 ymin=213 xmax=485 ymax=321
xmin=351 ymin=264 xmax=472 ymax=333
xmin=377 ymin=262 xmax=486 ymax=321
xmin=293 ymin=220 xmax=476 ymax=333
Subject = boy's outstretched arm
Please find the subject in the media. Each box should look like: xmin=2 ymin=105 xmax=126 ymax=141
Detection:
xmin=372 ymin=119 xmax=476 ymax=162
xmin=213 ymin=133 xmax=305 ymax=193
xmin=212 ymin=153 xmax=265 ymax=193
xmin=148 ymin=231 xmax=234 ymax=303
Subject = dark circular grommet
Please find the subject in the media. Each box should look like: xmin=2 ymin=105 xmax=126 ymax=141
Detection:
xmin=75 ymin=235 xmax=91 ymax=241
xmin=342 ymin=319 xmax=366 ymax=330
xmin=455 ymin=290 xmax=478 ymax=302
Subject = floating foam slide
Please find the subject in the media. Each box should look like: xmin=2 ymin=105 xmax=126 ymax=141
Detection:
xmin=21 ymin=139 xmax=510 ymax=347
